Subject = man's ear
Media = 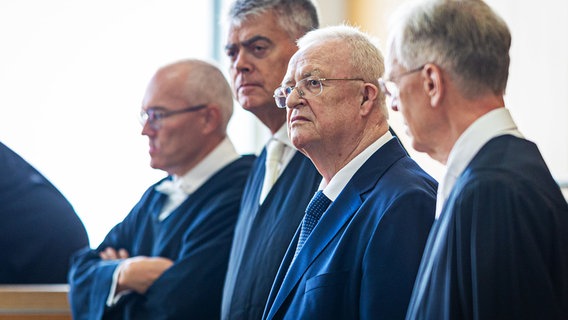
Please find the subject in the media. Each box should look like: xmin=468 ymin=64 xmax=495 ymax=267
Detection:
xmin=423 ymin=63 xmax=444 ymax=107
xmin=201 ymin=104 xmax=221 ymax=134
xmin=360 ymin=83 xmax=379 ymax=116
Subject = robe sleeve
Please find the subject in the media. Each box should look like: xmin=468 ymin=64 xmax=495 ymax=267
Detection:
xmin=68 ymin=247 xmax=123 ymax=320
xmin=68 ymin=199 xmax=144 ymax=320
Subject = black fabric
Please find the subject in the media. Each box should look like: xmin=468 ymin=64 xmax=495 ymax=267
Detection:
xmin=222 ymin=150 xmax=321 ymax=320
xmin=407 ymin=135 xmax=568 ymax=320
xmin=0 ymin=141 xmax=89 ymax=284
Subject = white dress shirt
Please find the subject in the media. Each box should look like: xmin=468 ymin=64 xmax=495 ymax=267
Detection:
xmin=156 ymin=137 xmax=240 ymax=221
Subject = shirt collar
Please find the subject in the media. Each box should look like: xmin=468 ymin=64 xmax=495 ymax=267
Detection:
xmin=321 ymin=130 xmax=394 ymax=201
xmin=436 ymin=107 xmax=523 ymax=217
xmin=172 ymin=137 xmax=240 ymax=194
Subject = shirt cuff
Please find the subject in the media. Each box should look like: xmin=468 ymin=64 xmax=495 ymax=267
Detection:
xmin=106 ymin=261 xmax=132 ymax=307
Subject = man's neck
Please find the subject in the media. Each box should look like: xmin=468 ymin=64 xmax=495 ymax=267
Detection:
xmin=252 ymin=106 xmax=286 ymax=134
xmin=308 ymin=128 xmax=387 ymax=183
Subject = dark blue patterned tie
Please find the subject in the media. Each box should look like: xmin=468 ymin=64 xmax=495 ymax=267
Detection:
xmin=294 ymin=190 xmax=331 ymax=258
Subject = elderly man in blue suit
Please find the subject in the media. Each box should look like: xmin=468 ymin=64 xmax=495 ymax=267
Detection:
xmin=264 ymin=25 xmax=438 ymax=319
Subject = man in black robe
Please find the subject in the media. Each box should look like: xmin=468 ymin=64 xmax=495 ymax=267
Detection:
xmin=221 ymin=2 xmax=322 ymax=319
xmin=68 ymin=59 xmax=254 ymax=319
xmin=382 ymin=1 xmax=568 ymax=319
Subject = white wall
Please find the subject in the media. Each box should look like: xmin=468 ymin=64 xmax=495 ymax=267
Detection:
xmin=0 ymin=1 xmax=219 ymax=246
xmin=2 ymin=0 xmax=566 ymax=246
xmin=487 ymin=0 xmax=568 ymax=186
xmin=320 ymin=0 xmax=568 ymax=186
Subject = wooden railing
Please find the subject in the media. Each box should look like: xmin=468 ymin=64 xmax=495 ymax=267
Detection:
xmin=0 ymin=284 xmax=71 ymax=320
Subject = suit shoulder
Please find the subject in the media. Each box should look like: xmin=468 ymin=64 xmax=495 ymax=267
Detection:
xmin=216 ymin=154 xmax=256 ymax=179
xmin=384 ymin=155 xmax=438 ymax=195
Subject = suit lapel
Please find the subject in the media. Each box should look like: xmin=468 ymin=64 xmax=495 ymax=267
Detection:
xmin=252 ymin=147 xmax=268 ymax=205
xmin=265 ymin=138 xmax=407 ymax=319
xmin=264 ymin=226 xmax=299 ymax=319
xmin=266 ymin=196 xmax=361 ymax=319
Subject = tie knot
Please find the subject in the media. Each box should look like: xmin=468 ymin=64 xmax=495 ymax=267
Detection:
xmin=266 ymin=139 xmax=285 ymax=163
xmin=259 ymin=139 xmax=285 ymax=203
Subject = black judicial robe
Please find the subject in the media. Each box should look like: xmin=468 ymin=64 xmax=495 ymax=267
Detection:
xmin=221 ymin=149 xmax=321 ymax=320
xmin=0 ymin=141 xmax=89 ymax=283
xmin=406 ymin=135 xmax=568 ymax=320
xmin=68 ymin=155 xmax=254 ymax=320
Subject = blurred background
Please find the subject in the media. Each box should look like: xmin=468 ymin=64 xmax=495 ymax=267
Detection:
xmin=1 ymin=0 xmax=566 ymax=246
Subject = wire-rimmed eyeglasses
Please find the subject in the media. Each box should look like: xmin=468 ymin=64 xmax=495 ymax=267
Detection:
xmin=378 ymin=65 xmax=424 ymax=108
xmin=273 ymin=76 xmax=364 ymax=109
xmin=139 ymin=105 xmax=206 ymax=130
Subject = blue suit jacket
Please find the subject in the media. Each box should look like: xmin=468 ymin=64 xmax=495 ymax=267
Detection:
xmin=406 ymin=135 xmax=568 ymax=320
xmin=0 ymin=141 xmax=89 ymax=283
xmin=263 ymin=138 xmax=437 ymax=320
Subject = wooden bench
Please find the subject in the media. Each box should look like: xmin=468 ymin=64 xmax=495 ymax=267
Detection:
xmin=0 ymin=284 xmax=71 ymax=320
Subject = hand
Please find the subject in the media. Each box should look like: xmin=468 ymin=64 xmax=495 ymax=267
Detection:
xmin=116 ymin=256 xmax=174 ymax=294
xmin=99 ymin=247 xmax=130 ymax=260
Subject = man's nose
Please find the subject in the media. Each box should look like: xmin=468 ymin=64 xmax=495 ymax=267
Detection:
xmin=233 ymin=50 xmax=252 ymax=73
xmin=286 ymin=88 xmax=305 ymax=109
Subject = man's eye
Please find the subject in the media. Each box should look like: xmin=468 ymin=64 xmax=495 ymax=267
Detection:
xmin=226 ymin=48 xmax=237 ymax=59
xmin=251 ymin=46 xmax=267 ymax=57
xmin=247 ymin=43 xmax=269 ymax=58
xmin=307 ymin=79 xmax=321 ymax=87
xmin=149 ymin=111 xmax=165 ymax=120
xmin=253 ymin=45 xmax=266 ymax=52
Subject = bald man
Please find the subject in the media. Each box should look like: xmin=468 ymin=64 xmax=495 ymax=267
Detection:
xmin=69 ymin=59 xmax=254 ymax=320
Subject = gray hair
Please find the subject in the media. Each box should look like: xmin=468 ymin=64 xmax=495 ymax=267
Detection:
xmin=387 ymin=0 xmax=511 ymax=98
xmin=227 ymin=0 xmax=319 ymax=40
xmin=297 ymin=25 xmax=388 ymax=116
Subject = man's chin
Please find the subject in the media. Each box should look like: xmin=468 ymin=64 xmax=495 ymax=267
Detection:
xmin=238 ymin=97 xmax=272 ymax=112
xmin=289 ymin=132 xmax=310 ymax=152
xmin=149 ymin=160 xmax=164 ymax=171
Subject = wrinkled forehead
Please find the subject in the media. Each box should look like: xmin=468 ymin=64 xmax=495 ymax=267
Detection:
xmin=284 ymin=43 xmax=348 ymax=83
xmin=283 ymin=49 xmax=314 ymax=84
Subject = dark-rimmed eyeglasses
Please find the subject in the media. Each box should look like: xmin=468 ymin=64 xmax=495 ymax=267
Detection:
xmin=273 ymin=76 xmax=365 ymax=109
xmin=139 ymin=105 xmax=206 ymax=130
xmin=378 ymin=65 xmax=424 ymax=108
